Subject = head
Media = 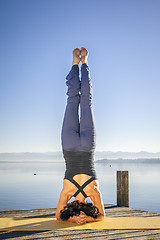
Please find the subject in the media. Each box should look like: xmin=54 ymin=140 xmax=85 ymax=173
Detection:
xmin=60 ymin=200 xmax=100 ymax=220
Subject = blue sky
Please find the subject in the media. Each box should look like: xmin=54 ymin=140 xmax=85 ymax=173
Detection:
xmin=0 ymin=0 xmax=160 ymax=153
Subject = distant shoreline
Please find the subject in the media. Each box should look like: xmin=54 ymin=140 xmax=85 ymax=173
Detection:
xmin=0 ymin=151 xmax=160 ymax=161
xmin=95 ymin=158 xmax=160 ymax=164
xmin=0 ymin=158 xmax=160 ymax=164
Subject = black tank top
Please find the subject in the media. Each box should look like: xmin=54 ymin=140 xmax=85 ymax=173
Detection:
xmin=63 ymin=150 xmax=97 ymax=198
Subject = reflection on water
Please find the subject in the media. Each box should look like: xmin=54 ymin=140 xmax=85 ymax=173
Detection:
xmin=0 ymin=160 xmax=160 ymax=213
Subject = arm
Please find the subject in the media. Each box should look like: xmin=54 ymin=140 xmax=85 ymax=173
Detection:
xmin=85 ymin=214 xmax=104 ymax=222
xmin=56 ymin=188 xmax=70 ymax=221
xmin=90 ymin=185 xmax=105 ymax=218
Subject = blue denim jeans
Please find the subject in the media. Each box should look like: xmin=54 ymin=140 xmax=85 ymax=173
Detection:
xmin=61 ymin=63 xmax=96 ymax=152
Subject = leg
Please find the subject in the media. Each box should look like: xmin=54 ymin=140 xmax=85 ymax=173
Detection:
xmin=80 ymin=63 xmax=96 ymax=152
xmin=61 ymin=65 xmax=81 ymax=151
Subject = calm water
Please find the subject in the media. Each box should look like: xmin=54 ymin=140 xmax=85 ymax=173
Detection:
xmin=0 ymin=160 xmax=160 ymax=213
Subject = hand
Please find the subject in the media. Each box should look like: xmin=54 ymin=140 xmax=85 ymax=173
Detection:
xmin=73 ymin=211 xmax=87 ymax=225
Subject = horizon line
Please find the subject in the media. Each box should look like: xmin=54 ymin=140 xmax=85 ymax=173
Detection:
xmin=0 ymin=150 xmax=160 ymax=154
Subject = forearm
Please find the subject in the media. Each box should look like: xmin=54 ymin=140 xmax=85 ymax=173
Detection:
xmin=56 ymin=216 xmax=76 ymax=223
xmin=86 ymin=214 xmax=104 ymax=222
xmin=67 ymin=216 xmax=77 ymax=223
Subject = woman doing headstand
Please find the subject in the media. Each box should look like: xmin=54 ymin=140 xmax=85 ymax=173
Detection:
xmin=56 ymin=47 xmax=105 ymax=224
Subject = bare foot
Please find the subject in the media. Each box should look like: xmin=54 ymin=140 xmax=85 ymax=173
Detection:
xmin=81 ymin=47 xmax=88 ymax=64
xmin=72 ymin=48 xmax=81 ymax=66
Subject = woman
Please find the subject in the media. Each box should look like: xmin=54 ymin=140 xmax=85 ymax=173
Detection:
xmin=56 ymin=47 xmax=105 ymax=225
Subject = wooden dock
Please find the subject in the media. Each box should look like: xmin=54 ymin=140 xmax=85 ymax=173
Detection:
xmin=0 ymin=204 xmax=160 ymax=240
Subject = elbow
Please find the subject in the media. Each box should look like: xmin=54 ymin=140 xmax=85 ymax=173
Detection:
xmin=56 ymin=217 xmax=63 ymax=222
xmin=55 ymin=211 xmax=59 ymax=220
xmin=101 ymin=205 xmax=105 ymax=217
xmin=56 ymin=213 xmax=62 ymax=221
xmin=101 ymin=210 xmax=105 ymax=217
xmin=96 ymin=214 xmax=105 ymax=222
xmin=100 ymin=214 xmax=105 ymax=220
xmin=56 ymin=215 xmax=59 ymax=221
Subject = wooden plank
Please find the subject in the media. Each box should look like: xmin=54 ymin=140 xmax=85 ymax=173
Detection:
xmin=117 ymin=171 xmax=129 ymax=207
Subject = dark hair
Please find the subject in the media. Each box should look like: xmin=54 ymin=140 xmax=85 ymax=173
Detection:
xmin=60 ymin=200 xmax=100 ymax=220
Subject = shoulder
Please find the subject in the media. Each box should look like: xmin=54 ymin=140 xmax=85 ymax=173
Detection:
xmin=88 ymin=181 xmax=101 ymax=198
xmin=61 ymin=179 xmax=77 ymax=200
xmin=63 ymin=179 xmax=77 ymax=194
xmin=85 ymin=179 xmax=99 ymax=192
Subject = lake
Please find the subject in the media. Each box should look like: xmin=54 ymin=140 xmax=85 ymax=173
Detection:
xmin=0 ymin=160 xmax=160 ymax=213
